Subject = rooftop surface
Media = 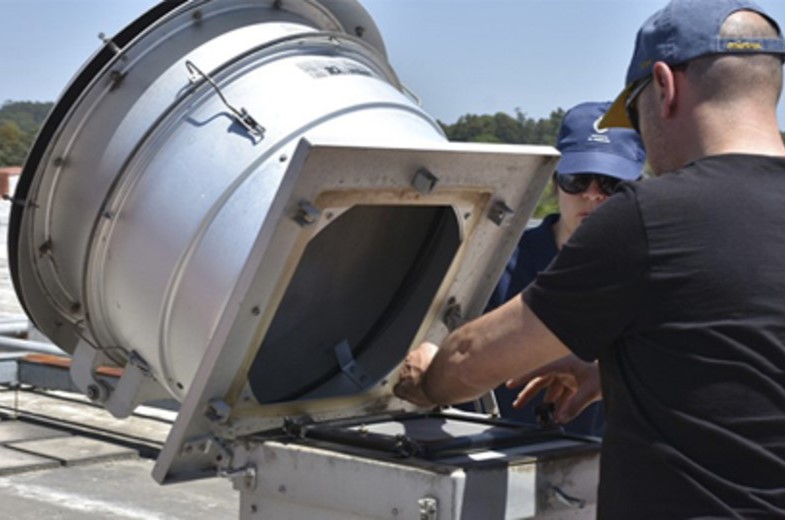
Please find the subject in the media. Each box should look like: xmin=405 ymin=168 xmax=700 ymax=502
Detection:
xmin=0 ymin=196 xmax=238 ymax=519
xmin=0 ymin=385 xmax=239 ymax=519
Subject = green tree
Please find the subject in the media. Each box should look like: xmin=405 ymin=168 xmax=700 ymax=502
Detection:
xmin=0 ymin=100 xmax=53 ymax=166
xmin=443 ymin=108 xmax=567 ymax=217
xmin=0 ymin=120 xmax=27 ymax=166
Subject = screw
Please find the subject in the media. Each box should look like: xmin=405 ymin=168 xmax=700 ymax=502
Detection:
xmin=86 ymin=384 xmax=101 ymax=401
xmin=108 ymin=70 xmax=125 ymax=90
xmin=294 ymin=201 xmax=320 ymax=227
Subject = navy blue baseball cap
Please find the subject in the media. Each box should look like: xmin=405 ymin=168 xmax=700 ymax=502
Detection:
xmin=556 ymin=101 xmax=646 ymax=181
xmin=602 ymin=0 xmax=785 ymax=128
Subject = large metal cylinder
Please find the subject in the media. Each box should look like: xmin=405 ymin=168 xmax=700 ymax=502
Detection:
xmin=11 ymin=0 xmax=446 ymax=401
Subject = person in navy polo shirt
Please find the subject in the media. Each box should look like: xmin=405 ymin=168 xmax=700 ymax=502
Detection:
xmin=485 ymin=101 xmax=645 ymax=437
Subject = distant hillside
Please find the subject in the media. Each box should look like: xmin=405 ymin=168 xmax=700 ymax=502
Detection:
xmin=0 ymin=101 xmax=53 ymax=167
xmin=0 ymin=98 xmax=782 ymax=215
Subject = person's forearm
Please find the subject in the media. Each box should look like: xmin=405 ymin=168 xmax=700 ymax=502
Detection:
xmin=419 ymin=296 xmax=571 ymax=406
xmin=420 ymin=324 xmax=493 ymax=405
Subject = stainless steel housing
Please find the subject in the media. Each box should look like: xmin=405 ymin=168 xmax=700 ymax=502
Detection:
xmin=12 ymin=0 xmax=451 ymax=403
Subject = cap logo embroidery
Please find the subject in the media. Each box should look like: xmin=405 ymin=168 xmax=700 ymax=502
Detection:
xmin=589 ymin=115 xmax=611 ymax=143
xmin=726 ymin=40 xmax=764 ymax=50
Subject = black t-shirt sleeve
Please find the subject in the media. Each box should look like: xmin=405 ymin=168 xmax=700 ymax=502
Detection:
xmin=523 ymin=186 xmax=649 ymax=361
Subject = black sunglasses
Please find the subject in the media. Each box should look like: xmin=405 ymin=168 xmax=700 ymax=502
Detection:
xmin=555 ymin=173 xmax=624 ymax=196
xmin=625 ymin=75 xmax=653 ymax=134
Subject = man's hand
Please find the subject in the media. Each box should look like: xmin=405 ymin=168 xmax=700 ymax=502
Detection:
xmin=393 ymin=342 xmax=439 ymax=407
xmin=506 ymin=354 xmax=601 ymax=424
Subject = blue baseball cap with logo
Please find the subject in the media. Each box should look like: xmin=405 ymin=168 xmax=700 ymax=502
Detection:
xmin=602 ymin=0 xmax=785 ymax=128
xmin=556 ymin=101 xmax=646 ymax=181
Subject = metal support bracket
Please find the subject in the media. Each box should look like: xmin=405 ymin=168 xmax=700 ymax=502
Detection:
xmin=70 ymin=341 xmax=169 ymax=418
xmin=105 ymin=351 xmax=170 ymax=418
xmin=70 ymin=339 xmax=113 ymax=404
xmin=182 ymin=434 xmax=235 ymax=469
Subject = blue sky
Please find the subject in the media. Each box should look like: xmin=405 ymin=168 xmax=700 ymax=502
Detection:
xmin=1 ymin=0 xmax=784 ymax=127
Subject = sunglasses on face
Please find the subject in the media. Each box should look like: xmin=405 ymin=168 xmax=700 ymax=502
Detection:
xmin=555 ymin=173 xmax=624 ymax=196
xmin=625 ymin=75 xmax=653 ymax=134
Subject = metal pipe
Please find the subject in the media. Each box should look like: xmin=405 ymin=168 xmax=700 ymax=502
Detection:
xmin=0 ymin=315 xmax=28 ymax=323
xmin=0 ymin=336 xmax=66 ymax=356
xmin=0 ymin=321 xmax=29 ymax=337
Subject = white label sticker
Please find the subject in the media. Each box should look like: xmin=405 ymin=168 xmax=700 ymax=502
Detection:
xmin=298 ymin=59 xmax=375 ymax=79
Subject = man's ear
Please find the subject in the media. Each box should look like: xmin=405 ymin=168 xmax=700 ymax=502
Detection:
xmin=652 ymin=62 xmax=677 ymax=120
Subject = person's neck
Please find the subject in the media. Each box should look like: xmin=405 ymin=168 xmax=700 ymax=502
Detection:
xmin=552 ymin=216 xmax=570 ymax=250
xmin=688 ymin=106 xmax=785 ymax=161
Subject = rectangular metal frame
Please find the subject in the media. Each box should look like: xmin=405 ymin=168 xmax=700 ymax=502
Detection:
xmin=153 ymin=137 xmax=558 ymax=484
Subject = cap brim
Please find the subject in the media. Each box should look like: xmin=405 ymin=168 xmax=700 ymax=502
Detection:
xmin=556 ymin=151 xmax=644 ymax=181
xmin=598 ymin=83 xmax=635 ymax=129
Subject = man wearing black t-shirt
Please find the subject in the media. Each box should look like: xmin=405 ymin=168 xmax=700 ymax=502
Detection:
xmin=394 ymin=0 xmax=785 ymax=518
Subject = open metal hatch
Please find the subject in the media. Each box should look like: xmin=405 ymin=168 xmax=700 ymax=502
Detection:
xmin=153 ymin=136 xmax=557 ymax=484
